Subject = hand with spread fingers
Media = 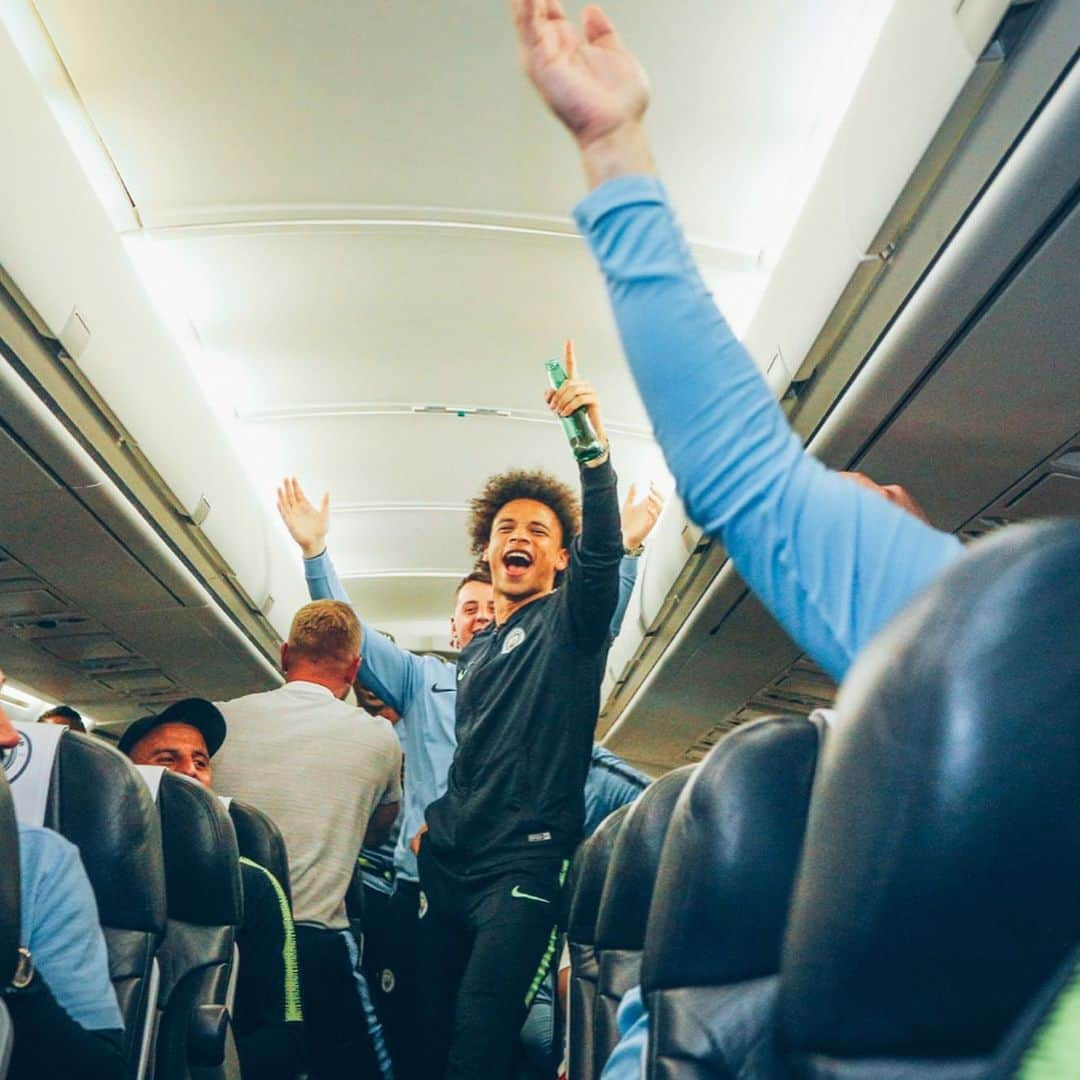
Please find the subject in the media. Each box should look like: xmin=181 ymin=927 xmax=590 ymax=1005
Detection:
xmin=621 ymin=483 xmax=665 ymax=552
xmin=277 ymin=477 xmax=331 ymax=560
xmin=544 ymin=338 xmax=609 ymax=456
xmin=511 ymin=0 xmax=654 ymax=185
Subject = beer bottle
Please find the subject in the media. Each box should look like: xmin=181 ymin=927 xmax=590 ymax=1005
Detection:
xmin=545 ymin=360 xmax=607 ymax=464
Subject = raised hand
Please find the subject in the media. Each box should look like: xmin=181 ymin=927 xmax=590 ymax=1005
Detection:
xmin=277 ymin=477 xmax=330 ymax=559
xmin=621 ymin=483 xmax=665 ymax=551
xmin=512 ymin=0 xmax=649 ymax=149
xmin=545 ymin=338 xmax=609 ymax=449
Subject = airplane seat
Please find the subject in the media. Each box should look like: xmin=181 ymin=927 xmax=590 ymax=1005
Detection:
xmin=226 ymin=798 xmax=292 ymax=906
xmin=143 ymin=768 xmax=244 ymax=1080
xmin=565 ymin=803 xmax=634 ymax=1080
xmin=641 ymin=714 xmax=825 ymax=1079
xmin=779 ymin=519 xmax=1080 ymax=1078
xmin=0 ymin=773 xmax=20 ymax=1079
xmin=593 ymin=765 xmax=696 ymax=1079
xmin=7 ymin=726 xmax=166 ymax=1080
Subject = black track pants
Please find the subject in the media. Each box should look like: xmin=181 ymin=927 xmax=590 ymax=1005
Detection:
xmin=364 ymin=880 xmax=423 ymax=1080
xmin=294 ymin=923 xmax=382 ymax=1079
xmin=416 ymin=848 xmax=567 ymax=1079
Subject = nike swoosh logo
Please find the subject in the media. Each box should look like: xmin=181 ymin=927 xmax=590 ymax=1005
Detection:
xmin=430 ymin=684 xmax=456 ymax=693
xmin=510 ymin=886 xmax=551 ymax=904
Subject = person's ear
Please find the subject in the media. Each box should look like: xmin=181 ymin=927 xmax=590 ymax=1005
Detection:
xmin=279 ymin=642 xmax=289 ymax=673
xmin=345 ymin=656 xmax=361 ymax=686
xmin=555 ymin=546 xmax=570 ymax=572
xmin=448 ymin=616 xmax=459 ymax=650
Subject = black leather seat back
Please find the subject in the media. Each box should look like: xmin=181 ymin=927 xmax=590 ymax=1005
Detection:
xmin=227 ymin=799 xmax=291 ymax=905
xmin=46 ymin=734 xmax=166 ymax=1080
xmin=153 ymin=770 xmax=243 ymax=1080
xmin=780 ymin=520 xmax=1080 ymax=1077
xmin=0 ymin=773 xmax=18 ymax=1080
xmin=565 ymin=803 xmax=632 ymax=1080
xmin=642 ymin=715 xmax=824 ymax=1079
xmin=593 ymin=766 xmax=695 ymax=1078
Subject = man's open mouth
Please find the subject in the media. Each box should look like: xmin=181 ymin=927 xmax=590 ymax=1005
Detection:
xmin=503 ymin=551 xmax=533 ymax=575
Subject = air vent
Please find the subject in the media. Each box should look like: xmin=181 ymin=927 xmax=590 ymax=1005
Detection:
xmin=39 ymin=634 xmax=133 ymax=663
xmin=98 ymin=671 xmax=176 ymax=693
xmin=0 ymin=587 xmax=69 ymax=620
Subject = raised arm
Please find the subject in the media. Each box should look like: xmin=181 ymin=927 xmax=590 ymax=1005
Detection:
xmin=277 ymin=477 xmax=426 ymax=715
xmin=512 ymin=1 xmax=962 ymax=681
xmin=546 ymin=341 xmax=623 ymax=649
xmin=609 ymin=483 xmax=664 ymax=639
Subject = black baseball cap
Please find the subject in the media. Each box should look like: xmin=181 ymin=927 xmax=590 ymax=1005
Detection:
xmin=118 ymin=698 xmax=227 ymax=759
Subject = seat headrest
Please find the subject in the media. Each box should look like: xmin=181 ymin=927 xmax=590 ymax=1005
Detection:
xmin=641 ymin=715 xmax=823 ymax=994
xmin=781 ymin=519 xmax=1080 ymax=1059
xmin=566 ymin=803 xmax=632 ymax=945
xmin=595 ymin=765 xmax=696 ymax=952
xmin=0 ymin=774 xmax=19 ymax=986
xmin=24 ymin=732 xmax=166 ymax=935
xmin=4 ymin=722 xmax=64 ymax=826
xmin=227 ymin=799 xmax=291 ymax=904
xmin=157 ymin=771 xmax=243 ymax=927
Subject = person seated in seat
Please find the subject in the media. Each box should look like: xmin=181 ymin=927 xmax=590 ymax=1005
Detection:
xmin=0 ymin=672 xmax=123 ymax=1080
xmin=212 ymin=601 xmax=402 ymax=1080
xmin=119 ymin=699 xmax=305 ymax=1080
xmin=36 ymin=704 xmax=86 ymax=734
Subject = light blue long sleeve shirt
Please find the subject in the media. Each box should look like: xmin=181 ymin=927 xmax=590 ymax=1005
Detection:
xmin=306 ymin=550 xmax=456 ymax=882
xmin=20 ymin=823 xmax=124 ymax=1031
xmin=574 ymin=177 xmax=964 ymax=1079
xmin=584 ymin=744 xmax=651 ymax=837
xmin=305 ymin=551 xmax=642 ymax=881
xmin=575 ymin=175 xmax=962 ymax=685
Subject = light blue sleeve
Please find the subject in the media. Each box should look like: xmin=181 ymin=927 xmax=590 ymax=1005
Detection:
xmin=600 ymin=985 xmax=648 ymax=1080
xmin=304 ymin=549 xmax=425 ymax=716
xmin=609 ymin=555 xmax=639 ymax=640
xmin=585 ymin=746 xmax=650 ymax=836
xmin=19 ymin=825 xmax=123 ymax=1031
xmin=574 ymin=177 xmax=963 ymax=682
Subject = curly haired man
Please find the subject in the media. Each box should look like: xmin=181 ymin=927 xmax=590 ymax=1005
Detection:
xmin=414 ymin=341 xmax=624 ymax=1079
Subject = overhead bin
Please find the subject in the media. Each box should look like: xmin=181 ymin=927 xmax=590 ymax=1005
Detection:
xmin=743 ymin=0 xmax=1011 ymax=388
xmin=0 ymin=16 xmax=286 ymax=621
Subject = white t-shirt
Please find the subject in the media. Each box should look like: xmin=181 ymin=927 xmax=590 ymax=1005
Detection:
xmin=213 ymin=680 xmax=402 ymax=928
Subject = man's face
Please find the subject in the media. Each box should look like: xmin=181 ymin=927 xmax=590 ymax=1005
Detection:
xmin=451 ymin=580 xmax=494 ymax=649
xmin=484 ymin=498 xmax=569 ymax=601
xmin=128 ymin=722 xmax=213 ymax=788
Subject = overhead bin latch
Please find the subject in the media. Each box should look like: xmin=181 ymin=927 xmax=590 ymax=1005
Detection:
xmin=185 ymin=496 xmax=210 ymax=527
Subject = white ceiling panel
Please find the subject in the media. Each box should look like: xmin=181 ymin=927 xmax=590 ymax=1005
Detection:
xmin=241 ymin=412 xmax=666 ymax=502
xmin=345 ymin=576 xmax=465 ymax=636
xmin=147 ymin=225 xmax=699 ymax=421
xmin=14 ymin=0 xmax=910 ymax=648
xmin=34 ymin=0 xmax=889 ymax=249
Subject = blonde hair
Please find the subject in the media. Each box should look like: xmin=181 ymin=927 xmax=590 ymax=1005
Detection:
xmin=287 ymin=600 xmax=361 ymax=666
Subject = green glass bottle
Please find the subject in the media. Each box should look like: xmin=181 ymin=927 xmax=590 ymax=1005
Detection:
xmin=545 ymin=360 xmax=607 ymax=464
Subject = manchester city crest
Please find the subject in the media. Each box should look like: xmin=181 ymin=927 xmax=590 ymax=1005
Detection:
xmin=1 ymin=731 xmax=31 ymax=783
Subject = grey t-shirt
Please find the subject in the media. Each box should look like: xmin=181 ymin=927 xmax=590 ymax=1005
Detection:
xmin=213 ymin=680 xmax=402 ymax=928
